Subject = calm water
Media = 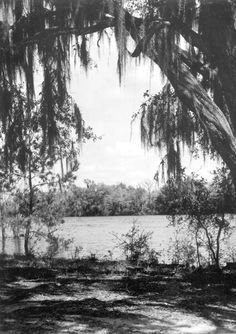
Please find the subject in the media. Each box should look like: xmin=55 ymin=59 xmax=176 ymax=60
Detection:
xmin=58 ymin=216 xmax=176 ymax=259
xmin=1 ymin=215 xmax=236 ymax=261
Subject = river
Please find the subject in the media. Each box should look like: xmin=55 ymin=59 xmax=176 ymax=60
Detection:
xmin=1 ymin=215 xmax=236 ymax=263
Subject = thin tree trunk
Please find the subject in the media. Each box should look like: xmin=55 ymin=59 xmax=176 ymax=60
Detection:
xmin=25 ymin=154 xmax=33 ymax=258
xmin=201 ymin=223 xmax=218 ymax=267
xmin=215 ymin=215 xmax=224 ymax=270
xmin=59 ymin=147 xmax=65 ymax=193
xmin=60 ymin=155 xmax=64 ymax=179
xmin=58 ymin=174 xmax=62 ymax=193
xmin=24 ymin=220 xmax=31 ymax=257
xmin=195 ymin=230 xmax=201 ymax=267
xmin=1 ymin=218 xmax=6 ymax=254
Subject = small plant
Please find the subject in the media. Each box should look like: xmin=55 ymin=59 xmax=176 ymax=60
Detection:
xmin=146 ymin=248 xmax=160 ymax=266
xmin=167 ymin=236 xmax=197 ymax=266
xmin=71 ymin=246 xmax=83 ymax=260
xmin=115 ymin=221 xmax=154 ymax=265
xmin=45 ymin=234 xmax=73 ymax=260
xmin=89 ymin=252 xmax=98 ymax=262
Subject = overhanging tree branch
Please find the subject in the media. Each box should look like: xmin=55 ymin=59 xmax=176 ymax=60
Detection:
xmin=117 ymin=8 xmax=236 ymax=185
xmin=1 ymin=0 xmax=236 ymax=188
xmin=0 ymin=19 xmax=115 ymax=51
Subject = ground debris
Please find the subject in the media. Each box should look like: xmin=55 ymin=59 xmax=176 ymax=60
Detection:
xmin=1 ymin=259 xmax=236 ymax=333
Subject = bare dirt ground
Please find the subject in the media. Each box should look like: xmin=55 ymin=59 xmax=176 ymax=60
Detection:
xmin=1 ymin=260 xmax=236 ymax=334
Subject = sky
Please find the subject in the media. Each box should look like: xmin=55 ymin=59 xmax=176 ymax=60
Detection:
xmin=69 ymin=31 xmax=219 ymax=187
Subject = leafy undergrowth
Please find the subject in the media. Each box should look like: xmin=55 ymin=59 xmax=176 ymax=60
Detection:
xmin=1 ymin=256 xmax=236 ymax=334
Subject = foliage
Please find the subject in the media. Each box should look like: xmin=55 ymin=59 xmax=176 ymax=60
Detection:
xmin=47 ymin=174 xmax=236 ymax=218
xmin=0 ymin=82 xmax=100 ymax=256
xmin=127 ymin=0 xmax=236 ymax=185
xmin=167 ymin=237 xmax=197 ymax=265
xmin=114 ymin=222 xmax=156 ymax=264
xmin=12 ymin=190 xmax=66 ymax=257
xmin=210 ymin=167 xmax=236 ymax=214
xmin=133 ymin=86 xmax=213 ymax=180
xmin=0 ymin=0 xmax=118 ymax=164
xmin=61 ymin=180 xmax=158 ymax=216
xmin=0 ymin=0 xmax=236 ymax=184
xmin=156 ymin=169 xmax=236 ymax=215
xmin=159 ymin=168 xmax=236 ymax=268
xmin=45 ymin=235 xmax=73 ymax=261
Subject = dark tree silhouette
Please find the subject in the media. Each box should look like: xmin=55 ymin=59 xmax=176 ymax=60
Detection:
xmin=0 ymin=0 xmax=236 ymax=185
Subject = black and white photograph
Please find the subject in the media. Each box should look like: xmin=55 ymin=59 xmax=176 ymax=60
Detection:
xmin=0 ymin=0 xmax=236 ymax=333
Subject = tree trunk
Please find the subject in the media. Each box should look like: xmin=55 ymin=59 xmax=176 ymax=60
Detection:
xmin=24 ymin=220 xmax=31 ymax=257
xmin=24 ymin=154 xmax=33 ymax=258
xmin=195 ymin=230 xmax=201 ymax=267
xmin=201 ymin=223 xmax=219 ymax=268
xmin=122 ymin=10 xmax=236 ymax=187
xmin=1 ymin=218 xmax=6 ymax=254
xmin=4 ymin=2 xmax=236 ymax=187
xmin=142 ymin=46 xmax=236 ymax=188
xmin=215 ymin=215 xmax=224 ymax=270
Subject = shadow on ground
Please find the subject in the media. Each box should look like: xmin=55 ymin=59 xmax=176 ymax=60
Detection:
xmin=1 ymin=259 xmax=236 ymax=334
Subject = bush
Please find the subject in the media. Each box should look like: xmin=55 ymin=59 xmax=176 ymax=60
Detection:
xmin=115 ymin=222 xmax=156 ymax=265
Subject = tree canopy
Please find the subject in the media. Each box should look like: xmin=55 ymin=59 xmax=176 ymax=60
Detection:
xmin=1 ymin=0 xmax=236 ymax=185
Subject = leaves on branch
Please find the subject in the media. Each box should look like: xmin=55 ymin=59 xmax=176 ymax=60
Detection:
xmin=0 ymin=0 xmax=236 ymax=184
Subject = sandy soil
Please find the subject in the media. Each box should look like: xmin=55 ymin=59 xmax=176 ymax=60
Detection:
xmin=1 ymin=263 xmax=236 ymax=334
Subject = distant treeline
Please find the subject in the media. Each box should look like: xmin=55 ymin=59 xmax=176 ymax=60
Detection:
xmin=2 ymin=168 xmax=235 ymax=259
xmin=61 ymin=180 xmax=158 ymax=216
xmin=60 ymin=170 xmax=236 ymax=217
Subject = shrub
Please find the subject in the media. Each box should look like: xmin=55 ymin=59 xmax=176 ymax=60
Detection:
xmin=115 ymin=221 xmax=155 ymax=265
